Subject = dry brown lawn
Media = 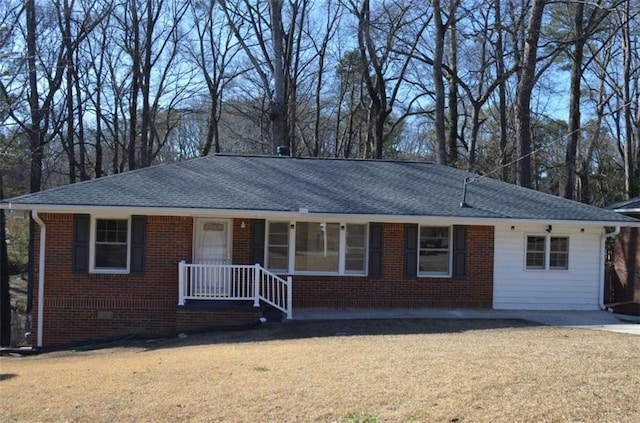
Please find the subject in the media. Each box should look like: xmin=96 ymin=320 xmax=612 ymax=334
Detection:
xmin=1 ymin=319 xmax=640 ymax=422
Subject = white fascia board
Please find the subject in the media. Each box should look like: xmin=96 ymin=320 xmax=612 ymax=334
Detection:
xmin=3 ymin=202 xmax=639 ymax=227
xmin=612 ymin=208 xmax=640 ymax=214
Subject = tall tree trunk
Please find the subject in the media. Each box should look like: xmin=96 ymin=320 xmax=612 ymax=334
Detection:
xmin=563 ymin=3 xmax=585 ymax=200
xmin=64 ymin=0 xmax=76 ymax=184
xmin=140 ymin=0 xmax=153 ymax=167
xmin=621 ymin=0 xmax=634 ymax=198
xmin=270 ymin=0 xmax=287 ymax=154
xmin=201 ymin=100 xmax=220 ymax=156
xmin=128 ymin=0 xmax=140 ymax=170
xmin=432 ymin=0 xmax=447 ymax=165
xmin=0 ymin=173 xmax=10 ymax=347
xmin=26 ymin=0 xmax=43 ymax=194
xmin=496 ymin=0 xmax=509 ymax=182
xmin=447 ymin=1 xmax=458 ymax=165
xmin=74 ymin=55 xmax=89 ymax=181
xmin=515 ymin=0 xmax=546 ymax=188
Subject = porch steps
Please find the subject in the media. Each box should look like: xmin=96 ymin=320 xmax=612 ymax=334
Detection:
xmin=178 ymin=300 xmax=285 ymax=323
xmin=262 ymin=306 xmax=285 ymax=323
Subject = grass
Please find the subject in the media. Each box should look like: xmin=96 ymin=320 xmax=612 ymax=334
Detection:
xmin=1 ymin=319 xmax=640 ymax=422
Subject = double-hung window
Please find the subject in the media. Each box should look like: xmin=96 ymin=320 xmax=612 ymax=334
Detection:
xmin=91 ymin=217 xmax=130 ymax=272
xmin=266 ymin=221 xmax=367 ymax=275
xmin=525 ymin=235 xmax=569 ymax=270
xmin=267 ymin=222 xmax=290 ymax=272
xmin=418 ymin=226 xmax=451 ymax=276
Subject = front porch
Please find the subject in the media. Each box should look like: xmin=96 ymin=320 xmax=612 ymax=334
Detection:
xmin=177 ymin=261 xmax=293 ymax=319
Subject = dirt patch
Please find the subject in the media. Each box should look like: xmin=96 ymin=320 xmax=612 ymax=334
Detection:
xmin=7 ymin=275 xmax=31 ymax=346
xmin=9 ymin=274 xmax=28 ymax=313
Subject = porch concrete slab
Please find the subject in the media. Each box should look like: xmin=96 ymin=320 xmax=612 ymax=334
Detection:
xmin=292 ymin=308 xmax=640 ymax=335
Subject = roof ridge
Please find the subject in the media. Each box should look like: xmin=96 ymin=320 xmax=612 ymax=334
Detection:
xmin=213 ymin=153 xmax=435 ymax=165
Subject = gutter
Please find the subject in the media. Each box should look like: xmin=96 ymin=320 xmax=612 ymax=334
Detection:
xmin=32 ymin=211 xmax=45 ymax=348
xmin=599 ymin=226 xmax=620 ymax=310
xmin=1 ymin=202 xmax=638 ymax=228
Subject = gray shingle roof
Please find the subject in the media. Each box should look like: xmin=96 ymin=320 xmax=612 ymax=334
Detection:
xmin=3 ymin=154 xmax=637 ymax=224
xmin=608 ymin=197 xmax=640 ymax=212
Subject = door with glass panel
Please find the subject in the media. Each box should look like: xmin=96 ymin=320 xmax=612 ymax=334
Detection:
xmin=193 ymin=219 xmax=231 ymax=296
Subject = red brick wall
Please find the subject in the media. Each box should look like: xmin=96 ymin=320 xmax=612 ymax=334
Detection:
xmin=33 ymin=216 xmax=494 ymax=347
xmin=286 ymin=224 xmax=494 ymax=308
xmin=613 ymin=227 xmax=640 ymax=303
xmin=33 ymin=214 xmax=195 ymax=347
xmin=176 ymin=308 xmax=262 ymax=332
xmin=232 ymin=219 xmax=252 ymax=264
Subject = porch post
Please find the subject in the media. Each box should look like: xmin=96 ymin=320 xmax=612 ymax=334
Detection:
xmin=253 ymin=263 xmax=261 ymax=307
xmin=178 ymin=260 xmax=185 ymax=306
xmin=286 ymin=276 xmax=293 ymax=319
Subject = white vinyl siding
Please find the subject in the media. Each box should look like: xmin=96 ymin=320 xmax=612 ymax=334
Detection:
xmin=493 ymin=224 xmax=601 ymax=310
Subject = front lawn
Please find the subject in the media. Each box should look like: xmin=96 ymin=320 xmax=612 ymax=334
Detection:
xmin=1 ymin=319 xmax=639 ymax=422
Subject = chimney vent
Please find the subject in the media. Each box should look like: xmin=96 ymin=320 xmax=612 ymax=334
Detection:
xmin=277 ymin=145 xmax=291 ymax=156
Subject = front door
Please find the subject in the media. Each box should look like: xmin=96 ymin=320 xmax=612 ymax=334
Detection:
xmin=193 ymin=219 xmax=232 ymax=296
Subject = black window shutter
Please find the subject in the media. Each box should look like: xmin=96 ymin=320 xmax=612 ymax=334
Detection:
xmin=251 ymin=219 xmax=266 ymax=266
xmin=404 ymin=224 xmax=418 ymax=276
xmin=130 ymin=215 xmax=146 ymax=274
xmin=368 ymin=222 xmax=383 ymax=276
xmin=73 ymin=214 xmax=90 ymax=273
xmin=452 ymin=225 xmax=468 ymax=277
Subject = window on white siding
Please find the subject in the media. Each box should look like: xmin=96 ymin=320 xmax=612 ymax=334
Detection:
xmin=549 ymin=237 xmax=569 ymax=270
xmin=525 ymin=235 xmax=569 ymax=270
xmin=267 ymin=222 xmax=289 ymax=272
xmin=419 ymin=226 xmax=451 ymax=276
xmin=525 ymin=236 xmax=546 ymax=269
xmin=92 ymin=218 xmax=130 ymax=272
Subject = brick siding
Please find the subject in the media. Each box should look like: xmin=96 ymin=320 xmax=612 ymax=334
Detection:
xmin=33 ymin=215 xmax=494 ymax=347
xmin=290 ymin=224 xmax=494 ymax=308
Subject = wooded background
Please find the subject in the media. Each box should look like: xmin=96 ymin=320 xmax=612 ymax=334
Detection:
xmin=1 ymin=0 xmax=639 ymax=202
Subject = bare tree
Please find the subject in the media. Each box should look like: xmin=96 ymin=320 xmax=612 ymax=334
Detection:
xmin=558 ymin=0 xmax=612 ymax=200
xmin=218 ymin=0 xmax=304 ymax=154
xmin=515 ymin=0 xmax=547 ymax=188
xmin=348 ymin=0 xmax=429 ymax=159
xmin=185 ymin=0 xmax=241 ymax=156
xmin=114 ymin=0 xmax=191 ymax=169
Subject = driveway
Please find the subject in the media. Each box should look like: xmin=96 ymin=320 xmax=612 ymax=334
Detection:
xmin=294 ymin=308 xmax=640 ymax=335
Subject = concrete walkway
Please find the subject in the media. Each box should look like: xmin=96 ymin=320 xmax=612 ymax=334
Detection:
xmin=293 ymin=308 xmax=640 ymax=335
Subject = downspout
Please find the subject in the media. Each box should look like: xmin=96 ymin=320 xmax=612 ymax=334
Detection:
xmin=599 ymin=226 xmax=620 ymax=310
xmin=32 ymin=211 xmax=46 ymax=348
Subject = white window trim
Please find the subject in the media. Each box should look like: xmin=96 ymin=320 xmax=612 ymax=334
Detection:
xmin=344 ymin=223 xmax=369 ymax=275
xmin=417 ymin=225 xmax=453 ymax=278
xmin=265 ymin=221 xmax=290 ymax=273
xmin=265 ymin=220 xmax=369 ymax=276
xmin=524 ymin=234 xmax=570 ymax=271
xmin=89 ymin=215 xmax=131 ymax=274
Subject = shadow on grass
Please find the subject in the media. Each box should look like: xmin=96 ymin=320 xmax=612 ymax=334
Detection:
xmin=135 ymin=318 xmax=542 ymax=352
xmin=0 ymin=374 xmax=18 ymax=382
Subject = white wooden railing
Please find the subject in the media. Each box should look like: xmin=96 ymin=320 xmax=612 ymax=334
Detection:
xmin=178 ymin=261 xmax=292 ymax=319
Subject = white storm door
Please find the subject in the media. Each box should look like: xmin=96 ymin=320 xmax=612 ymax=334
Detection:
xmin=193 ymin=219 xmax=232 ymax=296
